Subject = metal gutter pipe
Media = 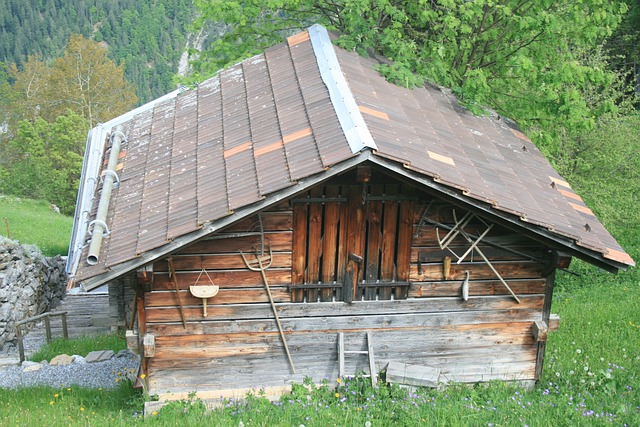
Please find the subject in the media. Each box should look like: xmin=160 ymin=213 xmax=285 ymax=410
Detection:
xmin=86 ymin=125 xmax=125 ymax=265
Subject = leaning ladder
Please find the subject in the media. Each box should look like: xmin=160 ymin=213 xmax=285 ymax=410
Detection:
xmin=337 ymin=331 xmax=377 ymax=386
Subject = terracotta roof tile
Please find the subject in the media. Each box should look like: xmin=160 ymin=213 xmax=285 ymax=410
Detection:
xmin=69 ymin=24 xmax=633 ymax=286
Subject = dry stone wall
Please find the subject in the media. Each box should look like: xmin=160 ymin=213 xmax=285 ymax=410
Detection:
xmin=0 ymin=237 xmax=67 ymax=348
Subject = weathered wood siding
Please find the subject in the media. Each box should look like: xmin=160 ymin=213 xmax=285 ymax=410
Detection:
xmin=142 ymin=185 xmax=553 ymax=399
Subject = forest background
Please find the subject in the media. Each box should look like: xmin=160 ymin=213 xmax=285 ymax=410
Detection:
xmin=0 ymin=0 xmax=638 ymax=224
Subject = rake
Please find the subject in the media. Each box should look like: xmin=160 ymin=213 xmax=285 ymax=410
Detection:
xmin=240 ymin=243 xmax=296 ymax=373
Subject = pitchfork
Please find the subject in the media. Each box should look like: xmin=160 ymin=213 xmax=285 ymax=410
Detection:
xmin=240 ymin=243 xmax=296 ymax=373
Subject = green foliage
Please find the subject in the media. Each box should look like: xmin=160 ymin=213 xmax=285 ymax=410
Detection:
xmin=192 ymin=0 xmax=632 ymax=164
xmin=0 ymin=382 xmax=142 ymax=426
xmin=0 ymin=0 xmax=194 ymax=105
xmin=0 ymin=112 xmax=86 ymax=215
xmin=0 ymin=195 xmax=73 ymax=256
xmin=29 ymin=333 xmax=128 ymax=363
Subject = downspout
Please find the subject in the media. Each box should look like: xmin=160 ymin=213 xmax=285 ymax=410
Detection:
xmin=86 ymin=125 xmax=126 ymax=265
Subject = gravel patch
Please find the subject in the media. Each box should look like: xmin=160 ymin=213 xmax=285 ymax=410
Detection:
xmin=0 ymin=350 xmax=140 ymax=389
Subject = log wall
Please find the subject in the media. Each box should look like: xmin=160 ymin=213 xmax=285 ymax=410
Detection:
xmin=142 ymin=191 xmax=554 ymax=400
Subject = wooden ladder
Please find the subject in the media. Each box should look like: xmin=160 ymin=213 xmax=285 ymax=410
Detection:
xmin=337 ymin=331 xmax=377 ymax=386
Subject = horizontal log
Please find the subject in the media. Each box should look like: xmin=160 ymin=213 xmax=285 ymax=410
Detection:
xmin=145 ymin=295 xmax=544 ymax=323
xmin=147 ymin=339 xmax=538 ymax=395
xmin=411 ymin=245 xmax=546 ymax=263
xmin=146 ymin=308 xmax=542 ymax=337
xmin=222 ymin=211 xmax=292 ymax=232
xmin=145 ymin=288 xmax=291 ymax=307
xmin=184 ymin=231 xmax=292 ymax=254
xmin=152 ymin=270 xmax=292 ymax=290
xmin=153 ymin=252 xmax=292 ymax=271
xmin=409 ymin=278 xmax=546 ymax=298
xmin=412 ymin=227 xmax=531 ymax=247
xmin=412 ymin=260 xmax=545 ymax=281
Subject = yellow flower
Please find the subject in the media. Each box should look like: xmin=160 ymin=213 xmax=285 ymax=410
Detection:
xmin=49 ymin=401 xmax=54 ymax=405
xmin=335 ymin=393 xmax=340 ymax=398
xmin=152 ymin=411 xmax=158 ymax=416
xmin=140 ymin=374 xmax=146 ymax=379
xmin=336 ymin=378 xmax=341 ymax=383
xmin=54 ymin=394 xmax=59 ymax=398
xmin=80 ymin=407 xmax=85 ymax=411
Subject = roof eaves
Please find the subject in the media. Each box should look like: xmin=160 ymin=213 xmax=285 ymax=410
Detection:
xmin=79 ymin=150 xmax=375 ymax=290
xmin=368 ymin=154 xmax=631 ymax=272
xmin=308 ymin=24 xmax=377 ymax=154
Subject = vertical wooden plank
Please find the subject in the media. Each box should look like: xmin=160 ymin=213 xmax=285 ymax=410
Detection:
xmin=321 ymin=186 xmax=340 ymax=301
xmin=365 ymin=185 xmax=383 ymax=300
xmin=395 ymin=185 xmax=415 ymax=299
xmin=138 ymin=288 xmax=147 ymax=336
xmin=535 ymin=269 xmax=556 ymax=380
xmin=335 ymin=185 xmax=349 ymax=301
xmin=380 ymin=184 xmax=399 ymax=300
xmin=292 ymin=199 xmax=308 ymax=302
xmin=344 ymin=185 xmax=366 ymax=302
xmin=307 ymin=187 xmax=324 ymax=302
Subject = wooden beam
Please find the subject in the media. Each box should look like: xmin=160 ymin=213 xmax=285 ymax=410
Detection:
xmin=548 ymin=314 xmax=560 ymax=331
xmin=532 ymin=320 xmax=548 ymax=342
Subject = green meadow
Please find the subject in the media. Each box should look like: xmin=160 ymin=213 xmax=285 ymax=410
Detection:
xmin=0 ymin=115 xmax=638 ymax=425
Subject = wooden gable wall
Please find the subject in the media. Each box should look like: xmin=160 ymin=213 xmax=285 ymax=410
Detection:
xmin=137 ymin=169 xmax=557 ymax=400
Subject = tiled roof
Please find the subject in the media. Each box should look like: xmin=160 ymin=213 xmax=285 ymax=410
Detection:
xmin=68 ymin=24 xmax=634 ymax=287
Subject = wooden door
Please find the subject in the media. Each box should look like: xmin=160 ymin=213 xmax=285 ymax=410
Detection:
xmin=291 ymin=182 xmax=414 ymax=302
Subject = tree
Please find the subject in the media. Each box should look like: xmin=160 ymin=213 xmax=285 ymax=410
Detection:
xmin=45 ymin=34 xmax=137 ymax=126
xmin=0 ymin=111 xmax=87 ymax=214
xmin=191 ymin=0 xmax=630 ymax=165
xmin=4 ymin=35 xmax=137 ymax=128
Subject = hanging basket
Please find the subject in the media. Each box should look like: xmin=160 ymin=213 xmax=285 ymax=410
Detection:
xmin=189 ymin=269 xmax=219 ymax=317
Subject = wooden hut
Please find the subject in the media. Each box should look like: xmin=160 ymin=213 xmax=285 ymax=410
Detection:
xmin=67 ymin=25 xmax=634 ymax=402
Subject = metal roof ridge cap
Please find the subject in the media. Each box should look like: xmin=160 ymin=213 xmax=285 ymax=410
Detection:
xmin=307 ymin=24 xmax=377 ymax=153
xmin=67 ymin=123 xmax=108 ymax=277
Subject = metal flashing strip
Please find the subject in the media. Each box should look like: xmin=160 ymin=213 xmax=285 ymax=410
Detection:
xmin=308 ymin=24 xmax=378 ymax=153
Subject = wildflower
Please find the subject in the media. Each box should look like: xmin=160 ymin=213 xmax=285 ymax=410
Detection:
xmin=576 ymin=349 xmax=582 ymax=354
xmin=49 ymin=401 xmax=54 ymax=405
xmin=140 ymin=374 xmax=146 ymax=379
xmin=365 ymin=422 xmax=372 ymax=427
xmin=336 ymin=378 xmax=341 ymax=383
xmin=80 ymin=407 xmax=85 ymax=411
xmin=335 ymin=393 xmax=340 ymax=398
xmin=54 ymin=394 xmax=59 ymax=398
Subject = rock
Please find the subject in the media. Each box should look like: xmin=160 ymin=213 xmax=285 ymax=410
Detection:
xmin=50 ymin=354 xmax=74 ymax=366
xmin=116 ymin=349 xmax=133 ymax=358
xmin=21 ymin=361 xmax=40 ymax=368
xmin=72 ymin=355 xmax=87 ymax=364
xmin=86 ymin=350 xmax=114 ymax=363
xmin=23 ymin=364 xmax=42 ymax=372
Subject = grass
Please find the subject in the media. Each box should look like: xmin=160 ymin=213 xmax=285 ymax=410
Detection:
xmin=29 ymin=333 xmax=128 ymax=363
xmin=0 ymin=117 xmax=637 ymax=425
xmin=0 ymin=194 xmax=73 ymax=256
xmin=0 ymin=260 xmax=636 ymax=426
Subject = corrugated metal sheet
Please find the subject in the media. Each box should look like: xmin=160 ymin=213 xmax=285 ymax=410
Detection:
xmin=71 ymin=24 xmax=633 ymax=285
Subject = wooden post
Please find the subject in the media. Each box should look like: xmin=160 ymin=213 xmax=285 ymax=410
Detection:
xmin=61 ymin=312 xmax=68 ymax=339
xmin=44 ymin=316 xmax=52 ymax=343
xmin=4 ymin=217 xmax=10 ymax=239
xmin=16 ymin=325 xmax=24 ymax=363
xmin=535 ymin=269 xmax=556 ymax=380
